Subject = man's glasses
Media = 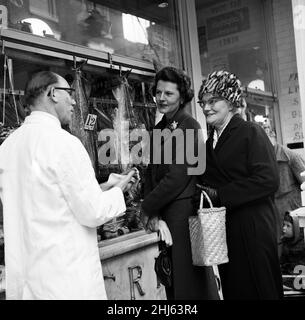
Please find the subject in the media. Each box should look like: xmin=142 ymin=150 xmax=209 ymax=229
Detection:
xmin=48 ymin=87 xmax=75 ymax=97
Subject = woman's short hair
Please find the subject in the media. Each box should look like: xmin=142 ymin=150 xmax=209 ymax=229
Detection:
xmin=152 ymin=66 xmax=194 ymax=108
xmin=25 ymin=71 xmax=59 ymax=106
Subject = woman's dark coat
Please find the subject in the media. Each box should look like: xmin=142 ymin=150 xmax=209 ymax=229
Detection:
xmin=201 ymin=113 xmax=283 ymax=300
xmin=142 ymin=108 xmax=219 ymax=300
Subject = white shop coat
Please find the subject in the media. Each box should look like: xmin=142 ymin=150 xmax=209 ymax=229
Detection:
xmin=0 ymin=111 xmax=126 ymax=300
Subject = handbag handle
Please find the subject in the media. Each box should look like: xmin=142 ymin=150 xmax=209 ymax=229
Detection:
xmin=199 ymin=190 xmax=213 ymax=209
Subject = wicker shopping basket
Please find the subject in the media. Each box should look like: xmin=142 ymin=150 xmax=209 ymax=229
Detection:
xmin=189 ymin=190 xmax=229 ymax=266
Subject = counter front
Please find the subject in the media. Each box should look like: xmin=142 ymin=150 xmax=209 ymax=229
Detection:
xmin=99 ymin=230 xmax=167 ymax=300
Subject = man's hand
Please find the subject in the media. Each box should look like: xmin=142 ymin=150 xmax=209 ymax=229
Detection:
xmin=100 ymin=168 xmax=140 ymax=193
xmin=116 ymin=169 xmax=138 ymax=193
xmin=121 ymin=167 xmax=140 ymax=193
xmin=123 ymin=167 xmax=140 ymax=181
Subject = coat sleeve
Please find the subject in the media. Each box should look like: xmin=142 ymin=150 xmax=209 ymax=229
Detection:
xmin=141 ymin=164 xmax=193 ymax=217
xmin=143 ymin=163 xmax=153 ymax=197
xmin=218 ymin=124 xmax=279 ymax=210
xmin=55 ymin=136 xmax=126 ymax=228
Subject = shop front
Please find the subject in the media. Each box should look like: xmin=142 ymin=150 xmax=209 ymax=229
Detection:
xmin=195 ymin=0 xmax=282 ymax=142
xmin=194 ymin=0 xmax=305 ymax=298
xmin=1 ymin=0 xmax=305 ymax=300
xmin=194 ymin=0 xmax=305 ymax=154
xmin=0 ymin=0 xmax=192 ymax=300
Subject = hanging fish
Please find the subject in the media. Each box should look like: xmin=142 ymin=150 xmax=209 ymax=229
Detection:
xmin=112 ymin=72 xmax=138 ymax=172
xmin=70 ymin=65 xmax=98 ymax=174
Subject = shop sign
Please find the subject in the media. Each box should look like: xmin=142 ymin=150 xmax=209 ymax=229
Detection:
xmin=84 ymin=114 xmax=97 ymax=131
xmin=207 ymin=7 xmax=250 ymax=40
xmin=0 ymin=5 xmax=8 ymax=29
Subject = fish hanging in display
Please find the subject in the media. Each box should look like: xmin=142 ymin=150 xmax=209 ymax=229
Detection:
xmin=112 ymin=71 xmax=138 ymax=172
xmin=70 ymin=61 xmax=98 ymax=174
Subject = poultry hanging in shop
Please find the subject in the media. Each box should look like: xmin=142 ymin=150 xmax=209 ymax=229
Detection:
xmin=112 ymin=71 xmax=138 ymax=172
xmin=70 ymin=61 xmax=98 ymax=174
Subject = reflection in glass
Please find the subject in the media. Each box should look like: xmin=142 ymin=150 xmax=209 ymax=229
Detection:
xmin=21 ymin=18 xmax=55 ymax=38
xmin=2 ymin=0 xmax=182 ymax=67
xmin=122 ymin=14 xmax=149 ymax=45
xmin=248 ymin=79 xmax=265 ymax=91
xmin=195 ymin=0 xmax=271 ymax=91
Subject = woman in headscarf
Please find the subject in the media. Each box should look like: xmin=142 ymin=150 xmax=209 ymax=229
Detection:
xmin=197 ymin=70 xmax=283 ymax=300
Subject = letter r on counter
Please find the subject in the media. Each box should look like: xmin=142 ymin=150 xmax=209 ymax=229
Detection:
xmin=128 ymin=266 xmax=146 ymax=300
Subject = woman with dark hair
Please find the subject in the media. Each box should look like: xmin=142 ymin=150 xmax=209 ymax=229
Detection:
xmin=141 ymin=66 xmax=219 ymax=300
xmin=196 ymin=70 xmax=283 ymax=299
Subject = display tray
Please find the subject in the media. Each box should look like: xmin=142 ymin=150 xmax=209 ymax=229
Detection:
xmin=98 ymin=230 xmax=159 ymax=261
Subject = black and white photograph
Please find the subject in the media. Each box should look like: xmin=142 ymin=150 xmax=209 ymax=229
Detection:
xmin=1 ymin=0 xmax=305 ymax=307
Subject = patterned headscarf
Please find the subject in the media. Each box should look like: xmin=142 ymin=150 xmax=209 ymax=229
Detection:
xmin=198 ymin=70 xmax=243 ymax=107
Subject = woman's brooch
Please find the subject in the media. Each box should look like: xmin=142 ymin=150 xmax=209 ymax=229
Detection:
xmin=169 ymin=121 xmax=178 ymax=130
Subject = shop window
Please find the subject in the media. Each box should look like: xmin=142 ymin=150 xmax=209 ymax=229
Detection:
xmin=122 ymin=13 xmax=149 ymax=45
xmin=2 ymin=0 xmax=182 ymax=67
xmin=248 ymin=79 xmax=265 ymax=91
xmin=21 ymin=18 xmax=55 ymax=37
xmin=195 ymin=0 xmax=272 ymax=92
xmin=29 ymin=0 xmax=58 ymax=22
xmin=195 ymin=0 xmax=280 ymax=150
xmin=0 ymin=5 xmax=8 ymax=28
xmin=0 ymin=49 xmax=157 ymax=239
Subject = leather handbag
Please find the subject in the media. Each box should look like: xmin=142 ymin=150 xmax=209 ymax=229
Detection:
xmin=154 ymin=242 xmax=172 ymax=288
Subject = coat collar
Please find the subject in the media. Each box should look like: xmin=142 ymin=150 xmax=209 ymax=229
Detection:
xmin=157 ymin=108 xmax=189 ymax=130
xmin=153 ymin=108 xmax=190 ymax=149
xmin=211 ymin=113 xmax=244 ymax=152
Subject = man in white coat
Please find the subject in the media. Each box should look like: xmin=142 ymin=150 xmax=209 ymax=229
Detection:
xmin=0 ymin=71 xmax=137 ymax=300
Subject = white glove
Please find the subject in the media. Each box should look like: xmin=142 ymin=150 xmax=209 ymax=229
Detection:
xmin=158 ymin=220 xmax=173 ymax=247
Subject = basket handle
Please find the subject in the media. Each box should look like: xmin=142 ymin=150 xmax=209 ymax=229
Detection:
xmin=199 ymin=190 xmax=214 ymax=209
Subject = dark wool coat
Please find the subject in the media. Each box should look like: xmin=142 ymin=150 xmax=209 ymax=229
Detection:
xmin=142 ymin=108 xmax=219 ymax=300
xmin=200 ymin=114 xmax=283 ymax=300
